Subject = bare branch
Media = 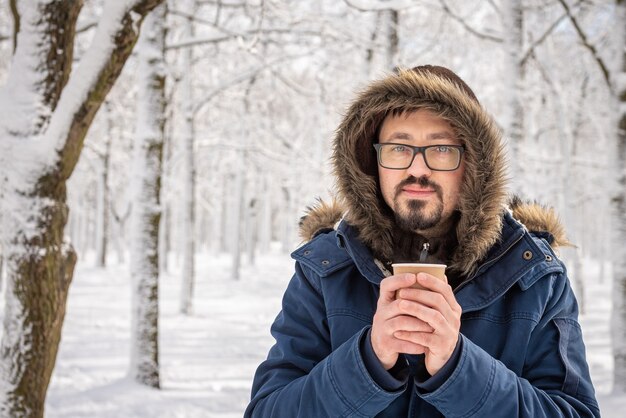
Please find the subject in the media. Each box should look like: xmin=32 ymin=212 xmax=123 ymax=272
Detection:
xmin=196 ymin=0 xmax=247 ymax=6
xmin=166 ymin=34 xmax=235 ymax=50
xmin=76 ymin=21 xmax=98 ymax=34
xmin=169 ymin=8 xmax=225 ymax=28
xmin=268 ymin=68 xmax=317 ymax=97
xmin=342 ymin=0 xmax=416 ymax=12
xmin=520 ymin=11 xmax=569 ymax=66
xmin=556 ymin=0 xmax=611 ymax=88
xmin=166 ymin=28 xmax=331 ymax=50
xmin=520 ymin=0 xmax=587 ymax=67
xmin=9 ymin=0 xmax=19 ymax=53
xmin=439 ymin=0 xmax=503 ymax=43
xmin=486 ymin=0 xmax=503 ymax=20
xmin=193 ymin=52 xmax=310 ymax=116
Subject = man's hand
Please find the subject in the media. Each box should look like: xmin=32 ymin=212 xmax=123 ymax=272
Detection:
xmin=393 ymin=272 xmax=462 ymax=376
xmin=371 ymin=273 xmax=435 ymax=370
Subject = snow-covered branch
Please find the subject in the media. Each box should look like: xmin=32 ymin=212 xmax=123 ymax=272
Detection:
xmin=556 ymin=0 xmax=611 ymax=88
xmin=193 ymin=52 xmax=310 ymax=116
xmin=520 ymin=10 xmax=570 ymax=66
xmin=439 ymin=0 xmax=503 ymax=43
xmin=343 ymin=0 xmax=417 ymax=12
xmin=46 ymin=0 xmax=165 ymax=180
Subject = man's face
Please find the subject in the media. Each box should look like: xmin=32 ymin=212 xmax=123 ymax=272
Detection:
xmin=377 ymin=109 xmax=465 ymax=232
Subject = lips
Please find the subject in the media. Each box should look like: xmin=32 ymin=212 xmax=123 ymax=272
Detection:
xmin=394 ymin=176 xmax=442 ymax=201
xmin=402 ymin=187 xmax=435 ymax=197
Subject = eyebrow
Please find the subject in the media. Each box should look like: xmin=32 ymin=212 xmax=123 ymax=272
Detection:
xmin=383 ymin=131 xmax=456 ymax=141
xmin=427 ymin=132 xmax=455 ymax=141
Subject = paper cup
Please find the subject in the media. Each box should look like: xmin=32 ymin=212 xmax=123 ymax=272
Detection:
xmin=392 ymin=263 xmax=447 ymax=290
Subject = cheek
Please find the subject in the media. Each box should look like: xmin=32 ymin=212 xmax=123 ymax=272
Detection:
xmin=378 ymin=169 xmax=397 ymax=204
xmin=446 ymin=169 xmax=465 ymax=207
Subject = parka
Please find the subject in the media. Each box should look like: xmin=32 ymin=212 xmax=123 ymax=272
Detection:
xmin=245 ymin=66 xmax=600 ymax=417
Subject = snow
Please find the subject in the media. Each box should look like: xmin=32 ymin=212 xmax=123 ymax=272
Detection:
xmin=43 ymin=249 xmax=291 ymax=417
xmin=23 ymin=250 xmax=622 ymax=417
xmin=45 ymin=0 xmax=142 ymax=157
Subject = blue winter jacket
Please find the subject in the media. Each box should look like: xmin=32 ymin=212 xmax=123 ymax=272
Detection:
xmin=245 ymin=213 xmax=600 ymax=417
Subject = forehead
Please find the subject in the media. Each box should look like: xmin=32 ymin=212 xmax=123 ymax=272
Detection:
xmin=379 ymin=108 xmax=454 ymax=137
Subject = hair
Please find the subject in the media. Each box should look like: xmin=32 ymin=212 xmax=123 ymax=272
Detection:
xmin=407 ymin=65 xmax=479 ymax=103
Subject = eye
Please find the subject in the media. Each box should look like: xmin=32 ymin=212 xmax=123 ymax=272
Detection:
xmin=433 ymin=146 xmax=452 ymax=153
xmin=390 ymin=144 xmax=410 ymax=153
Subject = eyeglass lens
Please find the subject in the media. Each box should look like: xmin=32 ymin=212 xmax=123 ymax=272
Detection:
xmin=378 ymin=144 xmax=461 ymax=170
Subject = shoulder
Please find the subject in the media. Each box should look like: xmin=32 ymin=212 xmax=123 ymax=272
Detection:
xmin=516 ymin=230 xmax=568 ymax=294
xmin=291 ymin=230 xmax=354 ymax=278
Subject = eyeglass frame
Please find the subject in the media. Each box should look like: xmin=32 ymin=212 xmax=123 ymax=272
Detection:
xmin=372 ymin=143 xmax=465 ymax=171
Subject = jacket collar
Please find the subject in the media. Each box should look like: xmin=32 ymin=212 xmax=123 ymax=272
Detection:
xmin=337 ymin=211 xmax=563 ymax=311
xmin=336 ymin=220 xmax=386 ymax=285
xmin=454 ymin=211 xmax=564 ymax=312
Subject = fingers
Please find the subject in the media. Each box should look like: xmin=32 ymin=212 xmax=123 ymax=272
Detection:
xmin=394 ymin=330 xmax=458 ymax=356
xmin=387 ymin=314 xmax=434 ymax=333
xmin=410 ymin=273 xmax=463 ymax=316
xmin=396 ymin=299 xmax=448 ymax=330
xmin=396 ymin=287 xmax=459 ymax=324
xmin=379 ymin=273 xmax=417 ymax=303
xmin=389 ymin=338 xmax=427 ymax=356
xmin=393 ymin=279 xmax=461 ymax=375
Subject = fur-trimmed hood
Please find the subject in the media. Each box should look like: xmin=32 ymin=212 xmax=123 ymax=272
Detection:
xmin=309 ymin=67 xmax=568 ymax=278
xmin=300 ymin=197 xmax=570 ymax=251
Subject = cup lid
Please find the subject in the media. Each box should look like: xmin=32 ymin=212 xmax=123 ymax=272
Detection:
xmin=391 ymin=263 xmax=447 ymax=268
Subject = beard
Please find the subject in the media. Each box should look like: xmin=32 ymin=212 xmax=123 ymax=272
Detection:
xmin=393 ymin=176 xmax=444 ymax=231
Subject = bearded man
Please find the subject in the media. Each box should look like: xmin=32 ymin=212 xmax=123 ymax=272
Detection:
xmin=245 ymin=65 xmax=599 ymax=418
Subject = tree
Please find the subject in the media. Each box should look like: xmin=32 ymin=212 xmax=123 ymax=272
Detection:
xmin=611 ymin=0 xmax=626 ymax=394
xmin=502 ymin=1 xmax=525 ymax=191
xmin=0 ymin=0 xmax=163 ymax=415
xmin=179 ymin=0 xmax=197 ymax=314
xmin=129 ymin=2 xmax=167 ymax=388
xmin=95 ymin=101 xmax=114 ymax=267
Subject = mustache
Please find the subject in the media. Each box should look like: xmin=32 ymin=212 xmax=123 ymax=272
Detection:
xmin=394 ymin=176 xmax=443 ymax=199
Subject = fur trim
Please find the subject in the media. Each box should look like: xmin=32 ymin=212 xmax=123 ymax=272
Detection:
xmin=299 ymin=198 xmax=572 ymax=250
xmin=331 ymin=67 xmax=508 ymax=277
xmin=510 ymin=196 xmax=572 ymax=248
xmin=299 ymin=199 xmax=344 ymax=242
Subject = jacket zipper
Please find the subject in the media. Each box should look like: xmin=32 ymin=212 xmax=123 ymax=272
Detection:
xmin=419 ymin=242 xmax=429 ymax=262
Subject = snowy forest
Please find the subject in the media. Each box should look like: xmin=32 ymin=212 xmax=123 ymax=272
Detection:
xmin=0 ymin=0 xmax=624 ymax=417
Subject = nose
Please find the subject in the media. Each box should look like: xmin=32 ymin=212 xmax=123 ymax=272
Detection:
xmin=406 ymin=151 xmax=432 ymax=177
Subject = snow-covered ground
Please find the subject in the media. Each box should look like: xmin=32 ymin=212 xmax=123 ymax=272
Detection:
xmin=33 ymin=250 xmax=625 ymax=416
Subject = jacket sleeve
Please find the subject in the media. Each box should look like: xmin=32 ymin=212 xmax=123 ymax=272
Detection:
xmin=244 ymin=263 xmax=406 ymax=418
xmin=417 ymin=272 xmax=601 ymax=418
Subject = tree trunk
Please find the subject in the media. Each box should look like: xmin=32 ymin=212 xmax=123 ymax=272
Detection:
xmin=247 ymin=197 xmax=259 ymax=266
xmin=281 ymin=186 xmax=292 ymax=253
xmin=95 ymin=127 xmax=112 ymax=268
xmin=231 ymin=165 xmax=244 ymax=280
xmin=0 ymin=180 xmax=77 ymax=418
xmin=128 ymin=2 xmax=166 ymax=389
xmin=366 ymin=9 xmax=399 ymax=77
xmin=258 ymin=175 xmax=271 ymax=254
xmin=612 ymin=0 xmax=626 ymax=395
xmin=384 ymin=9 xmax=399 ymax=71
xmin=220 ymin=174 xmax=231 ymax=253
xmin=180 ymin=0 xmax=197 ymax=314
xmin=158 ymin=128 xmax=173 ymax=274
xmin=112 ymin=203 xmax=131 ymax=265
xmin=503 ymin=1 xmax=525 ymax=192
xmin=0 ymin=0 xmax=164 ymax=415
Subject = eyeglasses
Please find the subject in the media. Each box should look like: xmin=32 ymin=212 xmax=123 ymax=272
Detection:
xmin=373 ymin=143 xmax=465 ymax=171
